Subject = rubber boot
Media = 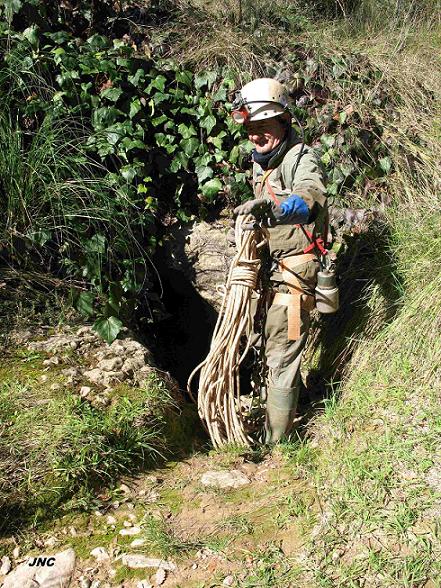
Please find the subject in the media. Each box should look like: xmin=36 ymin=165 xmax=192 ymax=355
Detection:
xmin=264 ymin=386 xmax=299 ymax=444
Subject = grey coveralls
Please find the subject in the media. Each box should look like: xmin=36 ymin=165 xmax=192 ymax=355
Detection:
xmin=251 ymin=129 xmax=327 ymax=442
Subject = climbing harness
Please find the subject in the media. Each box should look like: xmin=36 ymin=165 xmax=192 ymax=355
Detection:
xmin=187 ymin=215 xmax=269 ymax=448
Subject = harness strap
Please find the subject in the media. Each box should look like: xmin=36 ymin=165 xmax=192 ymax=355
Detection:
xmin=279 ymin=253 xmax=316 ymax=269
xmin=298 ymin=225 xmax=328 ymax=256
xmin=273 ymin=253 xmax=317 ymax=340
xmin=257 ymin=169 xmax=282 ymax=205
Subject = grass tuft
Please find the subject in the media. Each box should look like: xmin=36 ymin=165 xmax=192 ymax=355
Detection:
xmin=0 ymin=359 xmax=177 ymax=533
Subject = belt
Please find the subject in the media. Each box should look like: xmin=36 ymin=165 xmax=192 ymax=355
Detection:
xmin=272 ymin=253 xmax=317 ymax=341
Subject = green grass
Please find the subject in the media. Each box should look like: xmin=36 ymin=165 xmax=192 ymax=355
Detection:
xmin=135 ymin=514 xmax=200 ymax=558
xmin=0 ymin=351 xmax=177 ymax=533
xmin=273 ymin=7 xmax=441 ymax=586
xmin=234 ymin=544 xmax=303 ymax=587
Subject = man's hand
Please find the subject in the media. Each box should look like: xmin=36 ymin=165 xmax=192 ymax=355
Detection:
xmin=233 ymin=198 xmax=273 ymax=220
xmin=278 ymin=194 xmax=310 ymax=224
xmin=233 ymin=195 xmax=310 ymax=226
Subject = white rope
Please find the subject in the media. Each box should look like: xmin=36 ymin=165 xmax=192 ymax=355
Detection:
xmin=187 ymin=215 xmax=268 ymax=448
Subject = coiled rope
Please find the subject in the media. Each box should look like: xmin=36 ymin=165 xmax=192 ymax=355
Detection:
xmin=187 ymin=215 xmax=268 ymax=448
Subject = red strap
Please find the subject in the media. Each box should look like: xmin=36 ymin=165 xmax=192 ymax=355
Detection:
xmin=265 ymin=177 xmax=281 ymax=206
xmin=298 ymin=226 xmax=328 ymax=256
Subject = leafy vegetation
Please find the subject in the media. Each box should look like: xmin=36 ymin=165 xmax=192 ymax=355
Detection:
xmin=0 ymin=0 xmax=398 ymax=343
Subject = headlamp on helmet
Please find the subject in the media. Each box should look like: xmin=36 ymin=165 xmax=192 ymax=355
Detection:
xmin=231 ymin=92 xmax=251 ymax=123
xmin=230 ymin=78 xmax=290 ymax=125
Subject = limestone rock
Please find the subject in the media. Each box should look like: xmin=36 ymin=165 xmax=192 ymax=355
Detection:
xmin=166 ymin=220 xmax=233 ymax=311
xmin=80 ymin=386 xmax=91 ymax=398
xmin=200 ymin=470 xmax=250 ymax=489
xmin=90 ymin=547 xmax=110 ymax=562
xmin=119 ymin=527 xmax=141 ymax=536
xmin=155 ymin=568 xmax=167 ymax=585
xmin=25 ymin=325 xmax=173 ymax=394
xmin=0 ymin=555 xmax=11 ymax=575
xmin=120 ymin=555 xmax=176 ymax=571
xmin=99 ymin=357 xmax=123 ymax=372
xmin=2 ymin=548 xmax=76 ymax=588
xmin=184 ymin=222 xmax=233 ymax=310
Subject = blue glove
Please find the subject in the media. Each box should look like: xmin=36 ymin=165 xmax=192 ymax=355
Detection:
xmin=278 ymin=194 xmax=310 ymax=225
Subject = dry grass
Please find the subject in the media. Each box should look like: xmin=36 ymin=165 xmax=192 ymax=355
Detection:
xmin=296 ymin=17 xmax=441 ymax=586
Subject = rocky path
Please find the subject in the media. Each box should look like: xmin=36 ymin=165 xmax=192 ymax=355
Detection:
xmin=0 ymin=448 xmax=314 ymax=588
xmin=0 ymin=325 xmax=316 ymax=588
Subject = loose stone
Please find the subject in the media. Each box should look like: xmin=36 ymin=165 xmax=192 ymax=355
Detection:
xmin=200 ymin=470 xmax=250 ymax=489
xmin=80 ymin=386 xmax=91 ymax=397
xmin=0 ymin=555 xmax=11 ymax=575
xmin=120 ymin=555 xmax=176 ymax=571
xmin=90 ymin=547 xmax=110 ymax=562
xmin=119 ymin=526 xmax=141 ymax=536
xmin=155 ymin=568 xmax=167 ymax=585
xmin=2 ymin=548 xmax=75 ymax=588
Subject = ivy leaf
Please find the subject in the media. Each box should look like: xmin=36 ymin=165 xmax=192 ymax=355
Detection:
xmin=101 ymin=87 xmax=123 ymax=102
xmin=151 ymin=114 xmax=168 ymax=127
xmin=76 ymin=291 xmax=95 ymax=317
xmin=128 ymin=68 xmax=145 ymax=87
xmin=332 ymin=63 xmax=346 ymax=79
xmin=85 ymin=234 xmax=106 ymax=254
xmin=340 ymin=162 xmax=354 ymax=177
xmin=200 ymin=114 xmax=216 ymax=135
xmin=86 ymin=34 xmax=109 ymax=50
xmin=181 ymin=137 xmax=199 ymax=157
xmin=121 ymin=165 xmax=140 ymax=182
xmin=201 ymin=178 xmax=222 ymax=200
xmin=211 ymin=86 xmax=227 ymax=102
xmin=23 ymin=26 xmax=39 ymax=47
xmin=327 ymin=182 xmax=338 ymax=196
xmin=178 ymin=123 xmax=197 ymax=139
xmin=195 ymin=165 xmax=213 ymax=183
xmin=29 ymin=229 xmax=52 ymax=246
xmin=332 ymin=167 xmax=345 ymax=185
xmin=170 ymin=152 xmax=189 ymax=171
xmin=321 ymin=134 xmax=336 ymax=149
xmin=194 ymin=70 xmax=217 ymax=90
xmin=93 ymin=316 xmax=123 ymax=344
xmin=176 ymin=70 xmax=193 ymax=87
xmin=120 ymin=138 xmax=146 ymax=151
xmin=4 ymin=0 xmax=22 ymax=16
xmin=147 ymin=75 xmax=167 ymax=93
xmin=229 ymin=145 xmax=239 ymax=164
xmin=129 ymin=98 xmax=142 ymax=119
xmin=379 ymin=156 xmax=392 ymax=174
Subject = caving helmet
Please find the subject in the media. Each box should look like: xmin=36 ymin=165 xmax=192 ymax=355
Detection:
xmin=231 ymin=78 xmax=290 ymax=124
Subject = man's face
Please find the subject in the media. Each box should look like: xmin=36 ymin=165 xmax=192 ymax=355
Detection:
xmin=245 ymin=116 xmax=286 ymax=154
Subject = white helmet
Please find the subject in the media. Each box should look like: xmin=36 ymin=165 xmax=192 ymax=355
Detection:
xmin=231 ymin=78 xmax=290 ymax=124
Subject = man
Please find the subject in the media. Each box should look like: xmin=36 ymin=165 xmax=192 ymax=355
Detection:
xmin=231 ymin=78 xmax=328 ymax=443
